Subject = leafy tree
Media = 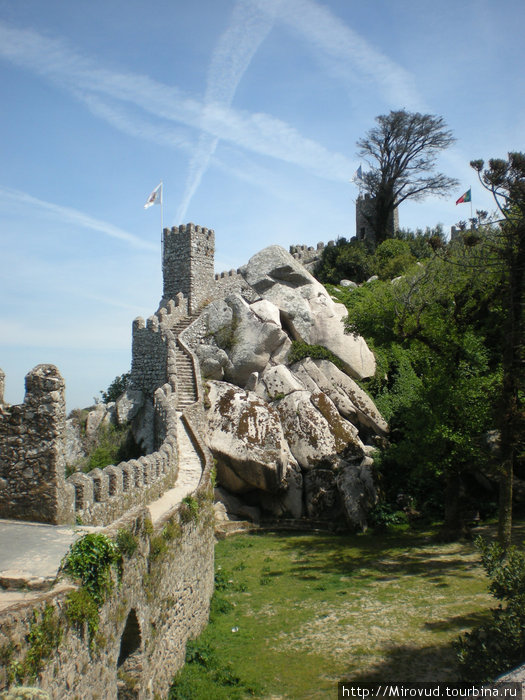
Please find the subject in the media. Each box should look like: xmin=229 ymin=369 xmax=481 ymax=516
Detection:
xmin=343 ymin=246 xmax=500 ymax=538
xmin=468 ymin=153 xmax=525 ymax=551
xmin=99 ymin=372 xmax=131 ymax=404
xmin=314 ymin=238 xmax=374 ymax=284
xmin=357 ymin=110 xmax=458 ymax=244
xmin=456 ymin=538 xmax=525 ymax=682
xmin=315 ymin=228 xmax=439 ymax=286
xmin=395 ymin=225 xmax=446 ymax=259
xmin=373 ymin=239 xmax=416 ymax=280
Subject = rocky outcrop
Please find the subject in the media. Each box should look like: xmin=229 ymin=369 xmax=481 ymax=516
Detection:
xmin=241 ymin=246 xmax=376 ymax=380
xmin=182 ymin=245 xmax=387 ymax=531
xmin=290 ymin=358 xmax=388 ymax=437
xmin=205 ymin=381 xmax=297 ymax=495
xmin=276 ymin=390 xmax=364 ymax=469
xmin=195 ymin=295 xmax=287 ymax=385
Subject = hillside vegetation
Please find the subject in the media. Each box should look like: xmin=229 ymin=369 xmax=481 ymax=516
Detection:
xmin=170 ymin=526 xmax=525 ymax=699
xmin=315 ymin=224 xmax=524 ymax=543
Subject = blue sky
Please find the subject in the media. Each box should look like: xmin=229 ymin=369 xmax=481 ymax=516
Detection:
xmin=1 ymin=0 xmax=523 ymax=409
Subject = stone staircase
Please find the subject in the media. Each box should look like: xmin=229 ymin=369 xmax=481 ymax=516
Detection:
xmin=175 ymin=347 xmax=197 ymax=410
xmin=172 ymin=316 xmax=198 ymax=411
xmin=172 ymin=316 xmax=195 ymax=336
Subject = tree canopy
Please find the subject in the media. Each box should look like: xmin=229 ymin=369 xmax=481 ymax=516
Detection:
xmin=357 ymin=110 xmax=458 ymax=244
xmin=469 ymin=153 xmax=525 ymax=550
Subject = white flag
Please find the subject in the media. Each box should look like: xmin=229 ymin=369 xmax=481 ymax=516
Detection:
xmin=144 ymin=182 xmax=162 ymax=209
xmin=352 ymin=165 xmax=363 ymax=182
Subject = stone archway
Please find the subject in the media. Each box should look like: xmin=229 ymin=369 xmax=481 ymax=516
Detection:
xmin=117 ymin=608 xmax=143 ymax=699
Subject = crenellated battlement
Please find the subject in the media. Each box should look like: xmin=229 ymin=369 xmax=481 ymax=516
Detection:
xmin=214 ymin=268 xmax=241 ymax=279
xmin=356 ymin=193 xmax=399 ymax=242
xmin=0 ymin=365 xmax=75 ymax=524
xmin=289 ymin=240 xmax=333 ymax=271
xmin=212 ymin=267 xmax=259 ymax=303
xmin=162 ymin=222 xmax=215 ymax=314
xmin=66 ymin=383 xmax=180 ymax=525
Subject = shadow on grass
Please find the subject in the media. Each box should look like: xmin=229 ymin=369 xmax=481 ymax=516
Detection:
xmin=345 ymin=639 xmax=462 ymax=683
xmin=250 ymin=528 xmax=485 ymax=585
xmin=423 ymin=609 xmax=492 ymax=633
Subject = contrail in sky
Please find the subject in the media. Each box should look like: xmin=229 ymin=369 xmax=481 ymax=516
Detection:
xmin=0 ymin=20 xmax=356 ymax=187
xmin=176 ymin=0 xmax=279 ymax=223
xmin=0 ymin=187 xmax=156 ymax=251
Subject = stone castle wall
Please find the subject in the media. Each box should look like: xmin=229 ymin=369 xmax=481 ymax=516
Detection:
xmin=131 ymin=292 xmax=188 ymax=397
xmin=66 ymin=383 xmax=180 ymax=526
xmin=0 ymin=492 xmax=215 ymax=698
xmin=289 ymin=241 xmax=334 ymax=272
xmin=356 ymin=193 xmax=399 ymax=242
xmin=130 ymin=317 xmax=169 ymax=396
xmin=0 ymin=368 xmax=184 ymax=528
xmin=0 ymin=365 xmax=74 ymax=524
xmin=213 ymin=268 xmax=259 ymax=302
xmin=0 ymin=220 xmax=224 ymax=698
xmin=162 ymin=224 xmax=215 ymax=314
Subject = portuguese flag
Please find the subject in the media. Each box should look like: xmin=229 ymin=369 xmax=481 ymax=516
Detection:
xmin=456 ymin=188 xmax=472 ymax=205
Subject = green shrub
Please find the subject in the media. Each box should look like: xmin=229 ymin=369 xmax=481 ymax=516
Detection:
xmin=373 ymin=238 xmax=416 ymax=280
xmin=180 ymin=495 xmax=199 ymax=523
xmin=455 ymin=538 xmax=525 ymax=681
xmin=64 ymin=588 xmax=100 ymax=643
xmin=116 ymin=528 xmax=138 ymax=558
xmin=287 ymin=341 xmax=345 ymax=371
xmin=84 ymin=424 xmax=142 ymax=473
xmin=23 ymin=605 xmax=62 ymax=680
xmin=149 ymin=535 xmax=168 ymax=561
xmin=315 ymin=238 xmax=374 ymax=284
xmin=99 ymin=372 xmax=131 ymax=404
xmin=368 ymin=502 xmax=409 ymax=531
xmin=61 ymin=533 xmax=120 ymax=606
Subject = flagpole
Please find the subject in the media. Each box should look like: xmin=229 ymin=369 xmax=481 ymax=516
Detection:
xmin=160 ymin=181 xmax=164 ymax=259
xmin=470 ymin=185 xmax=473 ymax=221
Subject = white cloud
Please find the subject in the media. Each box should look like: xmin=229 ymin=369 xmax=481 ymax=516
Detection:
xmin=0 ymin=186 xmax=156 ymax=251
xmin=248 ymin=0 xmax=423 ymax=110
xmin=177 ymin=0 xmax=277 ymax=222
xmin=0 ymin=20 xmax=354 ymax=184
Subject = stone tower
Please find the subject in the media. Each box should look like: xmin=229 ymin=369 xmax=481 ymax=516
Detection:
xmin=162 ymin=223 xmax=215 ymax=314
xmin=356 ymin=194 xmax=399 ymax=243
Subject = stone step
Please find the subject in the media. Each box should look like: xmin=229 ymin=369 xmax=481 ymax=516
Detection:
xmin=174 ymin=338 xmax=198 ymax=409
xmin=214 ymin=520 xmax=257 ymax=539
xmin=172 ymin=315 xmax=198 ymax=335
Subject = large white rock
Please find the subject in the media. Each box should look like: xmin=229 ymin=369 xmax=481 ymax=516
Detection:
xmin=291 ymin=358 xmax=388 ymax=437
xmin=227 ymin=295 xmax=287 ymax=384
xmin=336 ymin=461 xmax=377 ymax=530
xmin=85 ymin=404 xmax=108 ymax=441
xmin=195 ymin=294 xmax=287 ymax=386
xmin=276 ymin=390 xmax=364 ymax=470
xmin=260 ymin=365 xmax=304 ymax=400
xmin=195 ymin=344 xmax=232 ymax=380
xmin=241 ymin=246 xmax=375 ymax=380
xmin=65 ymin=418 xmax=86 ymax=465
xmin=249 ymin=298 xmax=281 ymax=326
xmin=205 ymin=381 xmax=297 ymax=494
xmin=115 ymin=389 xmax=144 ymax=425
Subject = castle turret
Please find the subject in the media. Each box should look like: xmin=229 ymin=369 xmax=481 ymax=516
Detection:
xmin=162 ymin=223 xmax=215 ymax=314
xmin=356 ymin=194 xmax=399 ymax=243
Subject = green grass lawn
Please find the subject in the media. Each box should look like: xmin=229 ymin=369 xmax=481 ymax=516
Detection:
xmin=169 ymin=524 xmax=524 ymax=699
